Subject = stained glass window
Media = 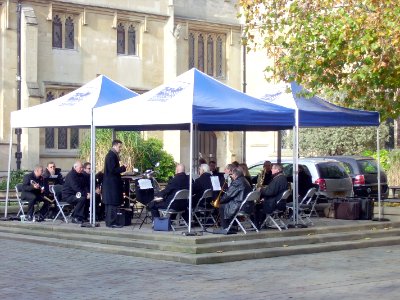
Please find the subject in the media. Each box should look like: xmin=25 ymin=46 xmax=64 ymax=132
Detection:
xmin=65 ymin=16 xmax=74 ymax=49
xmin=117 ymin=23 xmax=125 ymax=54
xmin=207 ymin=35 xmax=214 ymax=76
xmin=198 ymin=34 xmax=204 ymax=72
xmin=128 ymin=25 xmax=136 ymax=55
xmin=189 ymin=33 xmax=195 ymax=69
xmin=52 ymin=15 xmax=62 ymax=48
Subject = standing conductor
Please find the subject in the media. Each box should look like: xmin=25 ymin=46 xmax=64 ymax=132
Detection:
xmin=102 ymin=139 xmax=126 ymax=228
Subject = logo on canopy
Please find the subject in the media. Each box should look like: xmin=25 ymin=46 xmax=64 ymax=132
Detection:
xmin=148 ymin=81 xmax=190 ymax=102
xmin=60 ymin=92 xmax=91 ymax=106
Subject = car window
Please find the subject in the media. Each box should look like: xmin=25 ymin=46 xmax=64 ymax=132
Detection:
xmin=282 ymin=163 xmax=311 ymax=177
xmin=341 ymin=162 xmax=353 ymax=174
xmin=316 ymin=162 xmax=348 ymax=179
xmin=249 ymin=164 xmax=263 ymax=177
xmin=357 ymin=160 xmax=378 ymax=174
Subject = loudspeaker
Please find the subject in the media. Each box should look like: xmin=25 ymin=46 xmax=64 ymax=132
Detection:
xmin=116 ymin=208 xmax=133 ymax=226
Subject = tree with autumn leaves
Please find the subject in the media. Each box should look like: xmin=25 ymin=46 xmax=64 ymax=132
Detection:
xmin=239 ymin=0 xmax=400 ymax=121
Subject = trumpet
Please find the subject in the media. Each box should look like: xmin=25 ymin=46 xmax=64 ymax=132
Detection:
xmin=211 ymin=180 xmax=227 ymax=208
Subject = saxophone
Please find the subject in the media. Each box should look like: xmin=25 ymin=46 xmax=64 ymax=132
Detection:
xmin=256 ymin=170 xmax=266 ymax=189
xmin=211 ymin=180 xmax=227 ymax=208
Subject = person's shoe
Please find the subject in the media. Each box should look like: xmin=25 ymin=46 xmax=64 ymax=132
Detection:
xmin=26 ymin=215 xmax=33 ymax=222
xmin=37 ymin=215 xmax=45 ymax=222
xmin=107 ymin=224 xmax=123 ymax=228
xmin=71 ymin=217 xmax=83 ymax=224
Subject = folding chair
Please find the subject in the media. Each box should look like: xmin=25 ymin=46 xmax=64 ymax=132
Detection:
xmin=15 ymin=183 xmax=27 ymax=218
xmin=50 ymin=185 xmax=72 ymax=223
xmin=193 ymin=189 xmax=216 ymax=230
xmin=298 ymin=187 xmax=318 ymax=225
xmin=158 ymin=189 xmax=189 ymax=231
xmin=225 ymin=191 xmax=260 ymax=234
xmin=260 ymin=189 xmax=291 ymax=231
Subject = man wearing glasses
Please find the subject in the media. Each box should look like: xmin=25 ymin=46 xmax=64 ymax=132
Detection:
xmin=42 ymin=162 xmax=64 ymax=218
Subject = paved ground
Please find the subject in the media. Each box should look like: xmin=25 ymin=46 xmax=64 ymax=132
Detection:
xmin=0 ymin=238 xmax=399 ymax=300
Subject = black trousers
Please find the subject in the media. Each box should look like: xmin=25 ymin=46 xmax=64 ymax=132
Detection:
xmin=23 ymin=192 xmax=49 ymax=218
xmin=105 ymin=205 xmax=118 ymax=227
xmin=65 ymin=195 xmax=88 ymax=220
xmin=219 ymin=203 xmax=231 ymax=229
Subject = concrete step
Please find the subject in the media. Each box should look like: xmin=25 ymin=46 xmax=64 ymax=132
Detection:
xmin=1 ymin=221 xmax=399 ymax=249
xmin=1 ymin=230 xmax=400 ymax=265
xmin=1 ymin=222 xmax=399 ymax=254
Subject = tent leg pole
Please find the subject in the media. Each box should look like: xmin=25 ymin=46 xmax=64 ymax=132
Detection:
xmin=373 ymin=126 xmax=389 ymax=222
xmin=4 ymin=127 xmax=13 ymax=219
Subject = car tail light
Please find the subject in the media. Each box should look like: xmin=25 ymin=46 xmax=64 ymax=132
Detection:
xmin=353 ymin=175 xmax=365 ymax=185
xmin=315 ymin=178 xmax=327 ymax=191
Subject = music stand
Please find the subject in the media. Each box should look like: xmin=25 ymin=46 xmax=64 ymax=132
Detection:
xmin=133 ymin=179 xmax=154 ymax=229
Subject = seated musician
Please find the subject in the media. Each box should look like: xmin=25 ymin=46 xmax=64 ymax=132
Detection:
xmin=253 ymin=160 xmax=274 ymax=228
xmin=219 ymin=167 xmax=252 ymax=231
xmin=82 ymin=162 xmax=104 ymax=221
xmin=287 ymin=164 xmax=313 ymax=199
xmin=21 ymin=165 xmax=49 ymax=222
xmin=42 ymin=161 xmax=64 ymax=218
xmin=148 ymin=163 xmax=190 ymax=219
xmin=192 ymin=164 xmax=213 ymax=208
xmin=62 ymin=161 xmax=90 ymax=224
xmin=256 ymin=164 xmax=288 ymax=227
xmin=252 ymin=160 xmax=273 ymax=186
xmin=209 ymin=160 xmax=225 ymax=185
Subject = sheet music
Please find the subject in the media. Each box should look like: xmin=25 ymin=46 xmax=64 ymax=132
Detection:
xmin=49 ymin=175 xmax=59 ymax=179
xmin=211 ymin=176 xmax=221 ymax=191
xmin=138 ymin=179 xmax=153 ymax=189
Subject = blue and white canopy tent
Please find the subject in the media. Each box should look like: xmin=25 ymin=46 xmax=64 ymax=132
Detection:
xmin=5 ymin=75 xmax=138 ymax=223
xmin=94 ymin=68 xmax=296 ymax=232
xmin=261 ymin=82 xmax=382 ymax=223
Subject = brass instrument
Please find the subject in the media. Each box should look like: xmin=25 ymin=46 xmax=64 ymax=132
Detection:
xmin=256 ymin=170 xmax=266 ymax=189
xmin=211 ymin=180 xmax=227 ymax=208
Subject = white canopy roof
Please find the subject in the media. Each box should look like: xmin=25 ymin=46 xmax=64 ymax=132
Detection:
xmin=10 ymin=75 xmax=137 ymax=128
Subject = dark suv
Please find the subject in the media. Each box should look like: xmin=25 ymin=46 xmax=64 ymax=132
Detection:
xmin=322 ymin=156 xmax=388 ymax=198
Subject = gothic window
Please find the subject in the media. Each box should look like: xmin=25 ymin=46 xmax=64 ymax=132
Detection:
xmin=207 ymin=35 xmax=214 ymax=76
xmin=117 ymin=22 xmax=139 ymax=56
xmin=216 ymin=36 xmax=223 ymax=78
xmin=52 ymin=15 xmax=62 ymax=48
xmin=65 ymin=16 xmax=74 ymax=49
xmin=128 ymin=25 xmax=136 ymax=55
xmin=44 ymin=89 xmax=80 ymax=151
xmin=52 ymin=14 xmax=75 ymax=49
xmin=58 ymin=128 xmax=68 ymax=149
xmin=188 ymin=33 xmax=195 ymax=69
xmin=117 ymin=23 xmax=125 ymax=54
xmin=189 ymin=31 xmax=226 ymax=78
xmin=198 ymin=34 xmax=204 ymax=72
xmin=45 ymin=92 xmax=55 ymax=148
xmin=70 ymin=128 xmax=80 ymax=149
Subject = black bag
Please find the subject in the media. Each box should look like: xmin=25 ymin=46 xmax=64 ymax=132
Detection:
xmin=334 ymin=201 xmax=360 ymax=220
xmin=116 ymin=208 xmax=133 ymax=226
xmin=153 ymin=217 xmax=171 ymax=231
xmin=358 ymin=198 xmax=374 ymax=220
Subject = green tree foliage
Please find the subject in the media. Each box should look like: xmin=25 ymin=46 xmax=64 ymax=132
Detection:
xmin=239 ymin=0 xmax=400 ymax=120
xmin=284 ymin=123 xmax=389 ymax=157
xmin=79 ymin=129 xmax=175 ymax=182
xmin=0 ymin=170 xmax=27 ymax=190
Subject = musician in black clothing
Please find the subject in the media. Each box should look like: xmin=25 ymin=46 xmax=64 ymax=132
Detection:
xmin=62 ymin=161 xmax=90 ymax=223
xmin=21 ymin=165 xmax=48 ymax=222
xmin=252 ymin=160 xmax=273 ymax=187
xmin=149 ymin=163 xmax=190 ymax=218
xmin=82 ymin=162 xmax=105 ymax=221
xmin=287 ymin=164 xmax=313 ymax=198
xmin=192 ymin=164 xmax=213 ymax=207
xmin=42 ymin=161 xmax=64 ymax=197
xmin=42 ymin=161 xmax=64 ymax=218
